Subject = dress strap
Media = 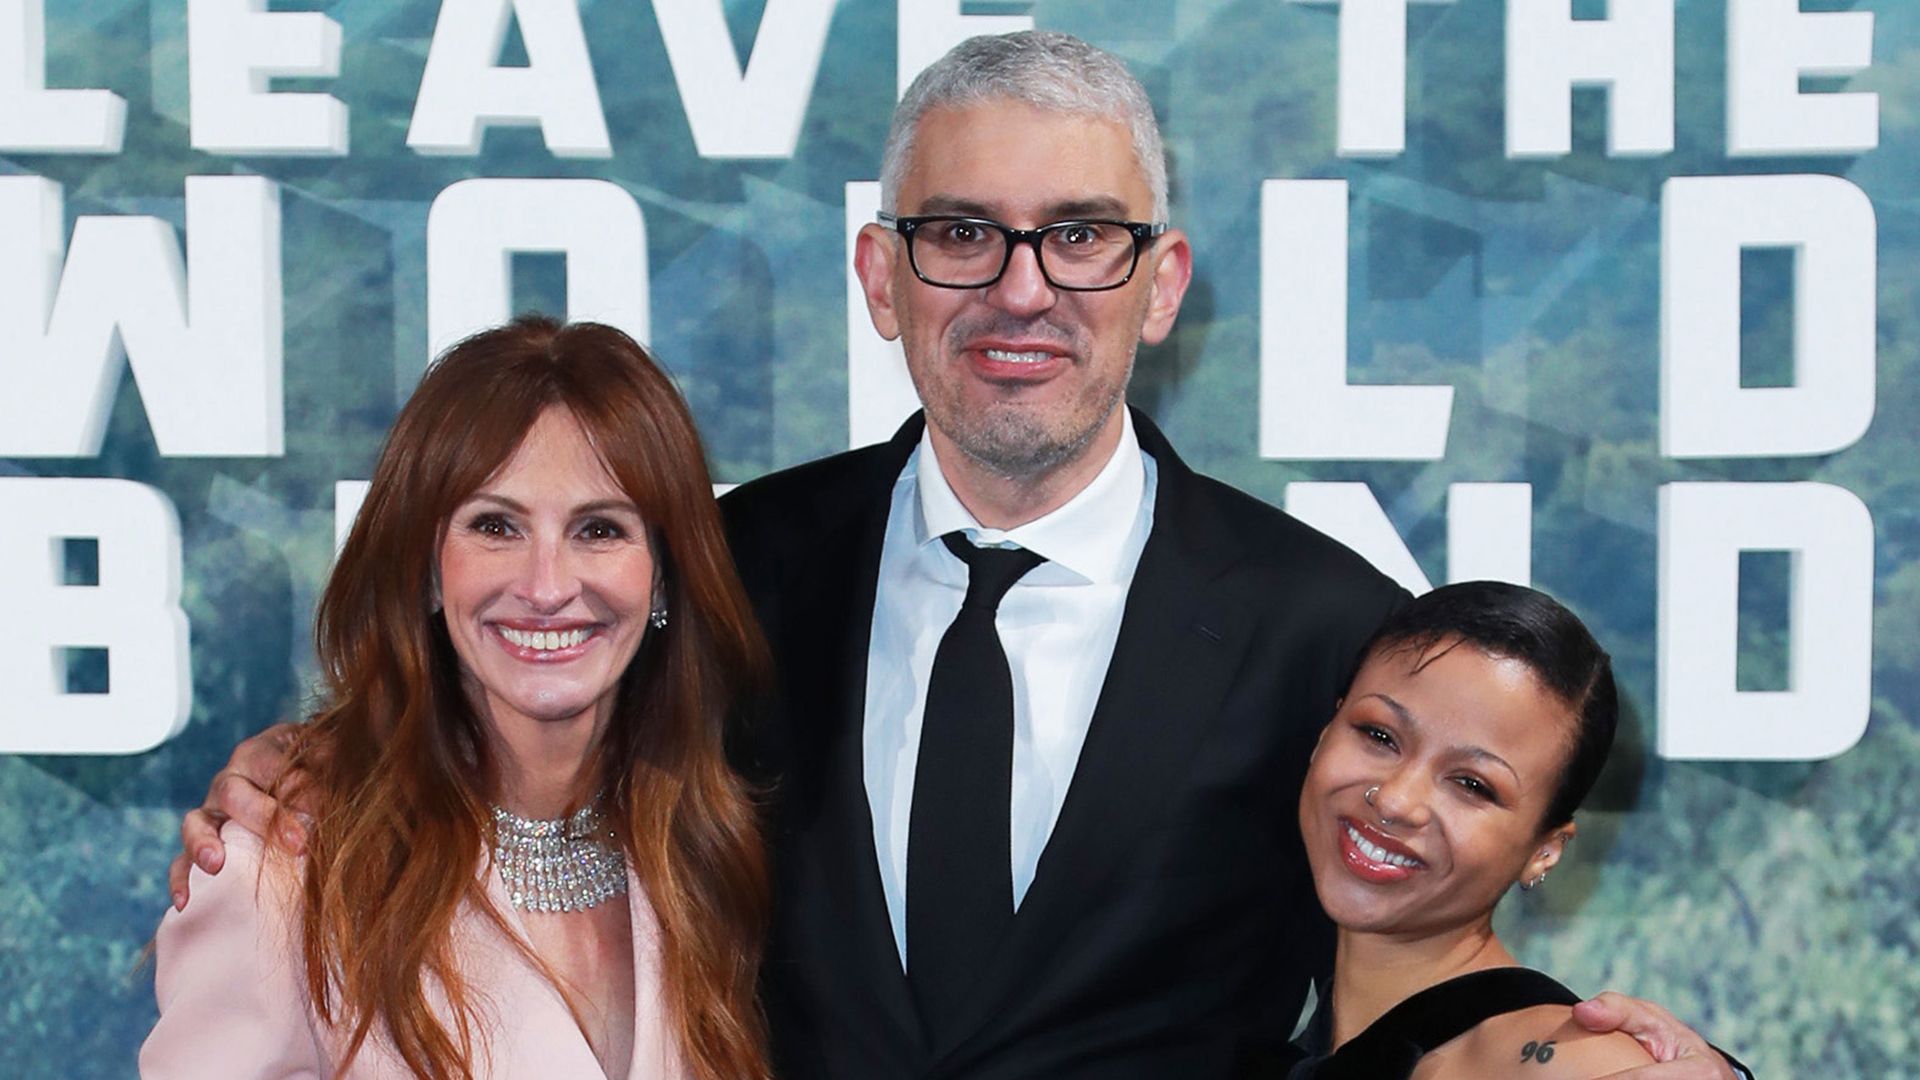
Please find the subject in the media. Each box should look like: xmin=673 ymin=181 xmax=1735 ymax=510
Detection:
xmin=1297 ymin=967 xmax=1579 ymax=1080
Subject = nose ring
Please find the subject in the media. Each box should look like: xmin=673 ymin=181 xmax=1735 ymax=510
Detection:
xmin=1363 ymin=785 xmax=1393 ymax=826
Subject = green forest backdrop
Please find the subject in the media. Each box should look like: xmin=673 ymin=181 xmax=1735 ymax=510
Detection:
xmin=2 ymin=0 xmax=1915 ymax=1075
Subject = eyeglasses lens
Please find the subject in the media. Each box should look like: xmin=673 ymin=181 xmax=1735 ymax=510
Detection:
xmin=910 ymin=219 xmax=1138 ymax=289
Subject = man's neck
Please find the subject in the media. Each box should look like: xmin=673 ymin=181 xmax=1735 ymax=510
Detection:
xmin=927 ymin=411 xmax=1127 ymax=530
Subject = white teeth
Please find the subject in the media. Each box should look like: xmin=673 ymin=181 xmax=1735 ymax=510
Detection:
xmin=499 ymin=627 xmax=591 ymax=651
xmin=983 ymin=348 xmax=1054 ymax=364
xmin=1346 ymin=823 xmax=1419 ymax=868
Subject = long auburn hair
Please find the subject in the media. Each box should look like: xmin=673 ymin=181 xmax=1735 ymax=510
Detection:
xmin=284 ymin=316 xmax=771 ymax=1080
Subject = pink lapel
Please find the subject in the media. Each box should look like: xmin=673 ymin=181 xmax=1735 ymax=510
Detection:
xmin=465 ymin=858 xmax=687 ymax=1079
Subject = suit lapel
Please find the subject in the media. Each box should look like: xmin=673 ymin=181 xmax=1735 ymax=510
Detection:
xmin=475 ymin=858 xmax=617 ymax=1078
xmin=929 ymin=412 xmax=1254 ymax=1060
xmin=625 ymin=867 xmax=682 ymax=1077
xmin=782 ymin=417 xmax=925 ymax=1044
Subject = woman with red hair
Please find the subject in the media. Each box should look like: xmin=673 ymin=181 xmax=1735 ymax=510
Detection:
xmin=142 ymin=317 xmax=771 ymax=1080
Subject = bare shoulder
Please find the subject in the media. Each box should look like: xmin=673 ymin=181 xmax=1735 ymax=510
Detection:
xmin=1413 ymin=1004 xmax=1655 ymax=1079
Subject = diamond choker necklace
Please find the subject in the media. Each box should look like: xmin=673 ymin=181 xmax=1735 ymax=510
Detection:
xmin=489 ymin=798 xmax=628 ymax=914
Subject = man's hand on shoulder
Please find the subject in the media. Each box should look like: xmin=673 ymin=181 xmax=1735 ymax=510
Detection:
xmin=1424 ymin=1003 xmax=1651 ymax=1080
xmin=1574 ymin=993 xmax=1745 ymax=1079
xmin=167 ymin=721 xmax=308 ymax=911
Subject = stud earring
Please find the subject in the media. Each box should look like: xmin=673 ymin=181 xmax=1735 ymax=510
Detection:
xmin=649 ymin=607 xmax=668 ymax=630
xmin=1521 ymin=871 xmax=1548 ymax=891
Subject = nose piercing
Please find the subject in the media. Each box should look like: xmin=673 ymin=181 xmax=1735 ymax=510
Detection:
xmin=1363 ymin=785 xmax=1393 ymax=826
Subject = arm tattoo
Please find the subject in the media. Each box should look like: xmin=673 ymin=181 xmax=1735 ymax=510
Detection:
xmin=1520 ymin=1039 xmax=1557 ymax=1065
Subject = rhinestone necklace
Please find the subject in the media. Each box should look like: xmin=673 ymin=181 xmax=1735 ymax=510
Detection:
xmin=489 ymin=798 xmax=628 ymax=914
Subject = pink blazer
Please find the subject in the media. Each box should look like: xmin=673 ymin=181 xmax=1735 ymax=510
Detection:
xmin=141 ymin=826 xmax=686 ymax=1079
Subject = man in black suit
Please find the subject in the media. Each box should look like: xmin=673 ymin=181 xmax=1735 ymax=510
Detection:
xmin=717 ymin=30 xmax=1405 ymax=1076
xmin=719 ymin=32 xmax=1736 ymax=1078
xmin=175 ymin=29 xmax=1740 ymax=1080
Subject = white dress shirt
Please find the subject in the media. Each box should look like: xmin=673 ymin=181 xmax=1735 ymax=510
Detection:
xmin=863 ymin=411 xmax=1158 ymax=964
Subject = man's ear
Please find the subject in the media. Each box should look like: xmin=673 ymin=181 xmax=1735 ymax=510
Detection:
xmin=854 ymin=223 xmax=905 ymax=341
xmin=1138 ymin=228 xmax=1193 ymax=346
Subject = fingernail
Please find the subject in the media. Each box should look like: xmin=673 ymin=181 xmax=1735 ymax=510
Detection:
xmin=171 ymin=891 xmax=186 ymax=912
xmin=195 ymin=848 xmax=219 ymax=873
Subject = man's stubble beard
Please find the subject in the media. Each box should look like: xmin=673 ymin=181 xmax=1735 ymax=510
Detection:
xmin=916 ymin=316 xmax=1135 ymax=486
xmin=938 ymin=371 xmax=1129 ymax=484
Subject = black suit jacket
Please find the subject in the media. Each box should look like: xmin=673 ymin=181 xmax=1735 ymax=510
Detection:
xmin=720 ymin=410 xmax=1408 ymax=1079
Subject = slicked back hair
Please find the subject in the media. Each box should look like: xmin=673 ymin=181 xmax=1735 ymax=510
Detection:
xmin=1351 ymin=581 xmax=1618 ymax=831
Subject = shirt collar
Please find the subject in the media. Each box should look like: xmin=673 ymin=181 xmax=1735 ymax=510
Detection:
xmin=910 ymin=410 xmax=1147 ymax=585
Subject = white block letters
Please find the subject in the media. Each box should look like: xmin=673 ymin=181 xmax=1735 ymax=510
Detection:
xmin=655 ymin=0 xmax=836 ymax=157
xmin=1661 ymin=175 xmax=1876 ymax=458
xmin=188 ymin=0 xmax=348 ymax=155
xmin=408 ymin=0 xmax=611 ymax=156
xmin=1506 ymin=0 xmax=1673 ymax=158
xmin=0 ymin=0 xmax=125 ymax=152
xmin=425 ymin=178 xmax=648 ymax=361
xmin=0 ymin=175 xmax=284 ymax=457
xmin=1260 ymin=179 xmax=1453 ymax=461
xmin=1658 ymin=482 xmax=1873 ymax=760
xmin=0 ymin=479 xmax=192 ymax=754
xmin=1727 ymin=0 xmax=1877 ymax=157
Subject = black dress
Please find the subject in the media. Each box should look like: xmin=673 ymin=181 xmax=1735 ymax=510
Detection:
xmin=1286 ymin=967 xmax=1578 ymax=1080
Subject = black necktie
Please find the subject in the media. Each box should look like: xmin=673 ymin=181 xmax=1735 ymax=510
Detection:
xmin=906 ymin=532 xmax=1046 ymax=1033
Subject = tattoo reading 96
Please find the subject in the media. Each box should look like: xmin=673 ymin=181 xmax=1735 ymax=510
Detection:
xmin=1522 ymin=1039 xmax=1557 ymax=1065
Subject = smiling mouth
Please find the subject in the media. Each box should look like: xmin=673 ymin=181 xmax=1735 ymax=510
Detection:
xmin=1345 ymin=822 xmax=1422 ymax=868
xmin=496 ymin=626 xmax=596 ymax=653
xmin=982 ymin=347 xmax=1057 ymax=365
xmin=1337 ymin=818 xmax=1426 ymax=883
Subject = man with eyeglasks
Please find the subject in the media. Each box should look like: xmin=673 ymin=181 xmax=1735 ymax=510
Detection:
xmin=726 ymin=30 xmax=1743 ymax=1080
xmin=172 ymin=27 xmax=1743 ymax=1080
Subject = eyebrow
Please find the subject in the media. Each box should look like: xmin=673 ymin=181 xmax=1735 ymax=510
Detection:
xmin=1360 ymin=693 xmax=1522 ymax=783
xmin=463 ymin=493 xmax=642 ymax=518
xmin=913 ymin=194 xmax=1137 ymax=222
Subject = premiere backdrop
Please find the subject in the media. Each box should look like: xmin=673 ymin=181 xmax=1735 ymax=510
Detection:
xmin=2 ymin=0 xmax=1915 ymax=1075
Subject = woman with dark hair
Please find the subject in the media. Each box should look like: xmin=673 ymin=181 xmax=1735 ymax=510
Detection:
xmin=142 ymin=317 xmax=771 ymax=1080
xmin=1289 ymin=581 xmax=1653 ymax=1078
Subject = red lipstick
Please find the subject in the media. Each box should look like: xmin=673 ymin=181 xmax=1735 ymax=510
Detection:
xmin=1336 ymin=816 xmax=1425 ymax=884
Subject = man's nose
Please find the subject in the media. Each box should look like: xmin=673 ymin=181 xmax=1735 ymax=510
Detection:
xmin=985 ymin=238 xmax=1059 ymax=316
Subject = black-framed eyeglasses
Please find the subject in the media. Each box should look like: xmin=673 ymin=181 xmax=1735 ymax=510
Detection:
xmin=877 ymin=213 xmax=1168 ymax=291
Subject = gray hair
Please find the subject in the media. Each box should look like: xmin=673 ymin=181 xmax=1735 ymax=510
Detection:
xmin=879 ymin=30 xmax=1169 ymax=222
